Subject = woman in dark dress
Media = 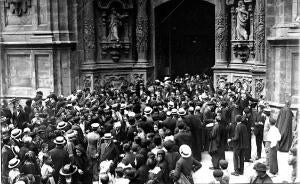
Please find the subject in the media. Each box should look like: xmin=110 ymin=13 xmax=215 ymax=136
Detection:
xmin=72 ymin=145 xmax=93 ymax=184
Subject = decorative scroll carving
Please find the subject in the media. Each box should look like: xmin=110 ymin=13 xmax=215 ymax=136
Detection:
xmin=233 ymin=75 xmax=252 ymax=93
xmin=83 ymin=19 xmax=96 ymax=49
xmin=255 ymin=78 xmax=264 ymax=96
xmin=216 ymin=75 xmax=228 ymax=89
xmin=254 ymin=0 xmax=265 ymax=63
xmin=136 ymin=0 xmax=149 ymax=59
xmin=5 ymin=0 xmax=31 ymax=16
xmin=94 ymin=75 xmax=102 ymax=91
xmin=83 ymin=0 xmax=96 ymax=63
xmin=81 ymin=74 xmax=92 ymax=89
xmin=103 ymin=74 xmax=129 ymax=89
xmin=215 ymin=14 xmax=227 ymax=55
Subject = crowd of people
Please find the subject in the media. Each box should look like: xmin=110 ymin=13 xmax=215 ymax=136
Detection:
xmin=0 ymin=73 xmax=298 ymax=184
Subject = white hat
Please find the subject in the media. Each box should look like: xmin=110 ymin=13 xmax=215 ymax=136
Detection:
xmin=177 ymin=108 xmax=186 ymax=116
xmin=179 ymin=144 xmax=192 ymax=158
xmin=128 ymin=111 xmax=136 ymax=117
xmin=23 ymin=128 xmax=31 ymax=134
xmin=195 ymin=106 xmax=201 ymax=111
xmin=103 ymin=133 xmax=113 ymax=139
xmin=91 ymin=123 xmax=100 ymax=129
xmin=166 ymin=111 xmax=172 ymax=116
xmin=22 ymin=136 xmax=32 ymax=143
xmin=57 ymin=121 xmax=68 ymax=130
xmin=188 ymin=106 xmax=194 ymax=112
xmin=8 ymin=158 xmax=21 ymax=169
xmin=53 ymin=136 xmax=66 ymax=145
xmin=201 ymin=93 xmax=208 ymax=99
xmin=144 ymin=106 xmax=153 ymax=115
xmin=171 ymin=108 xmax=177 ymax=115
xmin=11 ymin=129 xmax=22 ymax=139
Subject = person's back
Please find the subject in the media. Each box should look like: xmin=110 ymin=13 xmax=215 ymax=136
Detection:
xmin=49 ymin=145 xmax=70 ymax=182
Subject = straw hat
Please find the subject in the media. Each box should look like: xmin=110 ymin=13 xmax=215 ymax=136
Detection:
xmin=53 ymin=136 xmax=66 ymax=145
xmin=11 ymin=129 xmax=22 ymax=139
xmin=179 ymin=144 xmax=192 ymax=158
xmin=8 ymin=158 xmax=21 ymax=169
xmin=59 ymin=164 xmax=78 ymax=176
xmin=144 ymin=107 xmax=153 ymax=115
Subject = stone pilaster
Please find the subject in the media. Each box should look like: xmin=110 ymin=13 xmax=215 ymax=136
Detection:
xmin=254 ymin=0 xmax=265 ymax=64
xmin=215 ymin=0 xmax=228 ymax=64
xmin=136 ymin=0 xmax=149 ymax=62
xmin=83 ymin=0 xmax=96 ymax=63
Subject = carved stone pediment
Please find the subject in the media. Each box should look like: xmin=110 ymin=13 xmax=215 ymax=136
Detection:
xmin=97 ymin=0 xmax=134 ymax=10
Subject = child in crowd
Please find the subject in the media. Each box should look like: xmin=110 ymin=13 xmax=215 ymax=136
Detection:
xmin=38 ymin=143 xmax=49 ymax=166
xmin=219 ymin=160 xmax=230 ymax=184
xmin=40 ymin=154 xmax=55 ymax=184
xmin=288 ymin=147 xmax=297 ymax=183
xmin=268 ymin=118 xmax=281 ymax=176
xmin=209 ymin=169 xmax=225 ymax=184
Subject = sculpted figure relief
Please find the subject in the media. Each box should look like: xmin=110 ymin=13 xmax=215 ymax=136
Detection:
xmin=107 ymin=8 xmax=128 ymax=42
xmin=236 ymin=0 xmax=249 ymax=40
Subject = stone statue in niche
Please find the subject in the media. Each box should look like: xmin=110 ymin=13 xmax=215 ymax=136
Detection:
xmin=107 ymin=8 xmax=128 ymax=42
xmin=236 ymin=0 xmax=249 ymax=40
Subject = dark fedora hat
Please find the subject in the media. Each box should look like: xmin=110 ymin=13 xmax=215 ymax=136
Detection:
xmin=253 ymin=162 xmax=267 ymax=172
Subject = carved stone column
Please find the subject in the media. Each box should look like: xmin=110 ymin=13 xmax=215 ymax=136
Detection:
xmin=83 ymin=0 xmax=96 ymax=63
xmin=254 ymin=0 xmax=265 ymax=64
xmin=136 ymin=0 xmax=149 ymax=62
xmin=215 ymin=0 xmax=228 ymax=64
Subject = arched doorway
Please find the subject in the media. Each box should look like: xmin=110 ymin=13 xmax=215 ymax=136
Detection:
xmin=155 ymin=0 xmax=215 ymax=79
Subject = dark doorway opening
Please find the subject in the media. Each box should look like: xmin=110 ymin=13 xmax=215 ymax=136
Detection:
xmin=155 ymin=0 xmax=215 ymax=79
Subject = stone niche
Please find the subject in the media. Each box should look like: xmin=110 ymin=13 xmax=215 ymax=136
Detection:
xmin=96 ymin=0 xmax=134 ymax=62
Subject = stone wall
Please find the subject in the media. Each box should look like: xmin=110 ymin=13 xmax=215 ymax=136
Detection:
xmin=0 ymin=0 xmax=79 ymax=97
xmin=265 ymin=0 xmax=300 ymax=108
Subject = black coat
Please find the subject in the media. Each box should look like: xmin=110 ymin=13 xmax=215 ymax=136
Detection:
xmin=231 ymin=123 xmax=249 ymax=150
xmin=49 ymin=147 xmax=70 ymax=183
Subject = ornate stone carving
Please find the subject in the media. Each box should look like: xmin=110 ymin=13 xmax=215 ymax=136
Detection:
xmin=103 ymin=74 xmax=129 ymax=89
xmin=101 ymin=42 xmax=130 ymax=62
xmin=216 ymin=75 xmax=228 ymax=89
xmin=254 ymin=0 xmax=265 ymax=63
xmin=97 ymin=0 xmax=133 ymax=62
xmin=136 ymin=0 xmax=148 ymax=59
xmin=215 ymin=14 xmax=227 ymax=55
xmin=81 ymin=74 xmax=92 ymax=89
xmin=233 ymin=75 xmax=252 ymax=93
xmin=5 ymin=0 xmax=31 ymax=16
xmin=94 ymin=75 xmax=102 ymax=91
xmin=232 ymin=40 xmax=254 ymax=62
xmin=255 ymin=78 xmax=264 ymax=96
xmin=83 ymin=19 xmax=96 ymax=49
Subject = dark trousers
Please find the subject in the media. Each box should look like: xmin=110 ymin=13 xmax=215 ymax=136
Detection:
xmin=233 ymin=149 xmax=245 ymax=173
xmin=244 ymin=133 xmax=251 ymax=161
xmin=256 ymin=133 xmax=263 ymax=158
xmin=270 ymin=146 xmax=278 ymax=174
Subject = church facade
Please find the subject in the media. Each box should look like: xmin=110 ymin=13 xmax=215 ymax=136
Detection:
xmin=0 ymin=0 xmax=299 ymax=110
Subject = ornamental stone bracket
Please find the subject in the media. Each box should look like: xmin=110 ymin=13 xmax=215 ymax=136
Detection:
xmin=232 ymin=40 xmax=255 ymax=62
xmin=101 ymin=42 xmax=130 ymax=62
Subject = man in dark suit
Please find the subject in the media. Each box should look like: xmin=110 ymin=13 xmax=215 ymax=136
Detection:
xmin=228 ymin=115 xmax=249 ymax=176
xmin=163 ymin=111 xmax=177 ymax=134
xmin=2 ymin=135 xmax=14 ymax=184
xmin=49 ymin=136 xmax=70 ymax=183
xmin=100 ymin=133 xmax=120 ymax=171
xmin=12 ymin=105 xmax=27 ymax=130
xmin=174 ymin=122 xmax=192 ymax=147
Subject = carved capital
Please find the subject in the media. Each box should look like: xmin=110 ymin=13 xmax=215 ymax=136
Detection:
xmin=232 ymin=40 xmax=254 ymax=62
xmin=255 ymin=78 xmax=264 ymax=96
